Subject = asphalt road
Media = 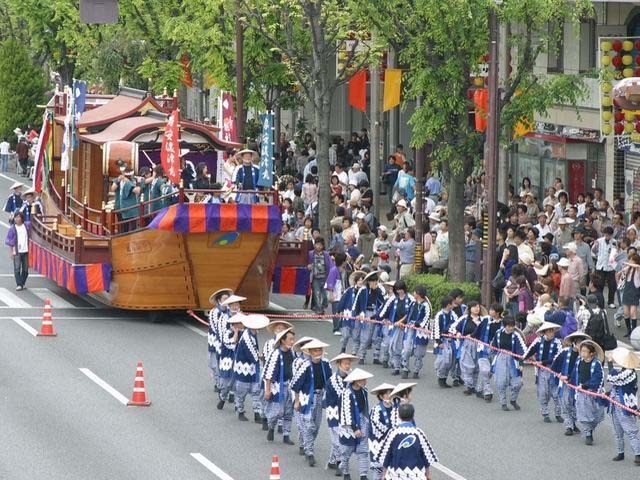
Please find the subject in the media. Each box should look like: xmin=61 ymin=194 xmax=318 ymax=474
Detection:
xmin=1 ymin=170 xmax=638 ymax=480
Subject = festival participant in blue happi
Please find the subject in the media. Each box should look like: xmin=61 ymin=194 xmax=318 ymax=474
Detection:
xmin=261 ymin=319 xmax=293 ymax=432
xmin=490 ymin=316 xmax=526 ymax=411
xmin=432 ymin=296 xmax=458 ymax=388
xmin=607 ymin=347 xmax=640 ymax=465
xmin=371 ymin=279 xmax=397 ymax=367
xmin=400 ymin=286 xmax=431 ymax=379
xmin=523 ymin=321 xmax=564 ymax=423
xmin=264 ymin=327 xmax=296 ymax=445
xmin=3 ymin=181 xmax=23 ymax=223
xmin=368 ymin=383 xmax=396 ymax=480
xmin=207 ymin=288 xmax=233 ymax=393
xmin=352 ymin=271 xmax=387 ymax=365
xmin=451 ymin=301 xmax=484 ymax=394
xmin=325 ymin=352 xmax=357 ymax=472
xmin=379 ymin=404 xmax=438 ymax=480
xmin=233 ymin=314 xmax=270 ymax=423
xmin=339 ymin=368 xmax=374 ymax=480
xmin=550 ymin=331 xmax=590 ymax=436
xmin=216 ymin=311 xmax=244 ymax=411
xmin=291 ymin=336 xmax=315 ymax=453
xmin=336 ymin=271 xmax=366 ymax=354
xmin=291 ymin=339 xmax=332 ymax=467
xmin=572 ymin=339 xmax=606 ymax=446
xmin=18 ymin=188 xmax=43 ymax=223
xmin=374 ymin=280 xmax=412 ymax=371
xmin=390 ymin=383 xmax=416 ymax=428
xmin=233 ymin=149 xmax=260 ymax=203
xmin=470 ymin=303 xmax=503 ymax=402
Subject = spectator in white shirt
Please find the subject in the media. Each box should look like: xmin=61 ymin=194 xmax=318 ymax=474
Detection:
xmin=0 ymin=137 xmax=10 ymax=173
xmin=534 ymin=212 xmax=551 ymax=240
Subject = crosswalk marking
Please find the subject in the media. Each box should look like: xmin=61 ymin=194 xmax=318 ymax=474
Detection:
xmin=0 ymin=288 xmax=32 ymax=308
xmin=30 ymin=288 xmax=76 ymax=308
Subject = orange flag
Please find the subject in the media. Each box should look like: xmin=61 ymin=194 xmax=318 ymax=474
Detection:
xmin=473 ymin=88 xmax=488 ymax=132
xmin=348 ymin=70 xmax=367 ymax=112
xmin=383 ymin=69 xmax=402 ymax=111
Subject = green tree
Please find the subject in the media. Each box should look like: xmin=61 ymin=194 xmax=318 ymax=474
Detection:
xmin=0 ymin=39 xmax=46 ymax=144
xmin=361 ymin=0 xmax=591 ymax=282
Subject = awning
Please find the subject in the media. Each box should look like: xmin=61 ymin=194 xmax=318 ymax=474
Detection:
xmin=148 ymin=203 xmax=282 ymax=235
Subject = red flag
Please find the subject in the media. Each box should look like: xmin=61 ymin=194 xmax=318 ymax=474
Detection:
xmin=33 ymin=115 xmax=51 ymax=193
xmin=180 ymin=54 xmax=193 ymax=88
xmin=473 ymin=88 xmax=488 ymax=132
xmin=348 ymin=70 xmax=367 ymax=112
xmin=161 ymin=110 xmax=181 ymax=184
xmin=220 ymin=91 xmax=237 ymax=143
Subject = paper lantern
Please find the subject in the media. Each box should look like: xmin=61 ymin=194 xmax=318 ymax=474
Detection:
xmin=601 ymin=55 xmax=611 ymax=66
xmin=602 ymin=124 xmax=613 ymax=135
xmin=623 ymin=40 xmax=634 ymax=52
xmin=602 ymin=82 xmax=612 ymax=93
xmin=625 ymin=122 xmax=634 ymax=133
xmin=636 ymin=40 xmax=640 ymax=51
xmin=636 ymin=68 xmax=640 ymax=76
xmin=601 ymin=41 xmax=612 ymax=52
xmin=602 ymin=111 xmax=613 ymax=121
xmin=615 ymin=123 xmax=625 ymax=135
xmin=612 ymin=56 xmax=623 ymax=68
xmin=473 ymin=77 xmax=484 ymax=87
xmin=636 ymin=123 xmax=640 ymax=133
xmin=602 ymin=96 xmax=612 ymax=107
xmin=613 ymin=40 xmax=623 ymax=52
xmin=624 ymin=68 xmax=634 ymax=77
xmin=625 ymin=110 xmax=636 ymax=122
xmin=623 ymin=55 xmax=633 ymax=66
xmin=615 ymin=112 xmax=625 ymax=122
xmin=632 ymin=132 xmax=640 ymax=142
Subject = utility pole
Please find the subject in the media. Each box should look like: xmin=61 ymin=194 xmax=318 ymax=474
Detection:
xmin=414 ymin=95 xmax=425 ymax=273
xmin=482 ymin=6 xmax=500 ymax=305
xmin=370 ymin=42 xmax=382 ymax=219
xmin=235 ymin=0 xmax=245 ymax=143
xmin=497 ymin=22 xmax=510 ymax=204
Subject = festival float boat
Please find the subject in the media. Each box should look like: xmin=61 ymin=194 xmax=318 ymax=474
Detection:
xmin=28 ymin=86 xmax=295 ymax=312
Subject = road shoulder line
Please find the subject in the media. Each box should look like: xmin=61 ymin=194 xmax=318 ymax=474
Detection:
xmin=190 ymin=453 xmax=234 ymax=480
xmin=11 ymin=317 xmax=38 ymax=336
xmin=78 ymin=368 xmax=129 ymax=406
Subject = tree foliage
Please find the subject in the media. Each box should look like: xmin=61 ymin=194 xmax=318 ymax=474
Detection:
xmin=0 ymin=39 xmax=46 ymax=145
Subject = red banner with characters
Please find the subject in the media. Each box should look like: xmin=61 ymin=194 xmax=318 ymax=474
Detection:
xmin=161 ymin=109 xmax=181 ymax=184
xmin=220 ymin=91 xmax=237 ymax=143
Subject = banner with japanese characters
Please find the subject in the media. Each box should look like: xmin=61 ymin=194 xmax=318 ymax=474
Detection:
xmin=257 ymin=112 xmax=274 ymax=188
xmin=161 ymin=109 xmax=181 ymax=185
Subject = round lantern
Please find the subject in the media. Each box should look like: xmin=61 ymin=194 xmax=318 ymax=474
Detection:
xmin=601 ymin=55 xmax=611 ymax=66
xmin=613 ymin=40 xmax=623 ymax=52
xmin=601 ymin=41 xmax=612 ymax=52
xmin=632 ymin=132 xmax=640 ymax=142
xmin=625 ymin=110 xmax=636 ymax=122
xmin=623 ymin=40 xmax=634 ymax=52
xmin=636 ymin=123 xmax=640 ymax=133
xmin=602 ymin=96 xmax=612 ymax=107
xmin=623 ymin=55 xmax=633 ymax=66
xmin=612 ymin=56 xmax=623 ymax=68
xmin=615 ymin=111 xmax=625 ymax=122
xmin=624 ymin=68 xmax=634 ymax=78
xmin=615 ymin=123 xmax=625 ymax=135
xmin=625 ymin=122 xmax=634 ymax=133
xmin=602 ymin=110 xmax=613 ymax=122
xmin=602 ymin=82 xmax=612 ymax=93
xmin=602 ymin=124 xmax=613 ymax=135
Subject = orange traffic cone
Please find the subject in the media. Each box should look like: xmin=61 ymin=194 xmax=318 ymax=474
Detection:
xmin=37 ymin=298 xmax=57 ymax=336
xmin=269 ymin=455 xmax=280 ymax=480
xmin=127 ymin=361 xmax=151 ymax=406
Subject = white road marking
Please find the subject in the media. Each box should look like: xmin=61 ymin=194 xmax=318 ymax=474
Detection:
xmin=11 ymin=317 xmax=38 ymax=336
xmin=0 ymin=273 xmax=43 ymax=277
xmin=180 ymin=321 xmax=207 ymax=337
xmin=0 ymin=288 xmax=32 ymax=308
xmin=433 ymin=462 xmax=468 ymax=480
xmin=0 ymin=306 xmax=95 ymax=310
xmin=190 ymin=453 xmax=234 ymax=480
xmin=0 ymin=316 xmax=144 ymax=320
xmin=79 ymin=368 xmax=129 ymax=406
xmin=0 ymin=219 xmax=9 ymax=229
xmin=30 ymin=288 xmax=76 ymax=308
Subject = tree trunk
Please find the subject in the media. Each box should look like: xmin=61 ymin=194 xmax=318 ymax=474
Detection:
xmin=447 ymin=166 xmax=466 ymax=282
xmin=314 ymin=90 xmax=333 ymax=240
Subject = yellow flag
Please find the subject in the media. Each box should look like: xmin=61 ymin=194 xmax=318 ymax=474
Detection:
xmin=383 ymin=69 xmax=402 ymax=112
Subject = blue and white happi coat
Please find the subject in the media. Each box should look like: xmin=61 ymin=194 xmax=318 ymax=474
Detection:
xmin=264 ymin=348 xmax=290 ymax=403
xmin=218 ymin=322 xmax=237 ymax=379
xmin=572 ymin=357 xmax=604 ymax=394
xmin=339 ymin=385 xmax=370 ymax=446
xmin=208 ymin=305 xmax=229 ymax=354
xmin=524 ymin=336 xmax=563 ymax=377
xmin=352 ymin=284 xmax=387 ymax=317
xmin=233 ymin=329 xmax=261 ymax=383
xmin=368 ymin=401 xmax=394 ymax=463
xmin=336 ymin=286 xmax=359 ymax=328
xmin=490 ymin=328 xmax=526 ymax=376
xmin=607 ymin=367 xmax=639 ymax=415
xmin=432 ymin=309 xmax=458 ymax=349
xmin=550 ymin=347 xmax=579 ymax=396
xmin=291 ymin=358 xmax=332 ymax=415
xmin=470 ymin=317 xmax=502 ymax=358
xmin=325 ymin=371 xmax=347 ymax=428
xmin=379 ymin=422 xmax=438 ymax=480
xmin=402 ymin=298 xmax=431 ymax=346
xmin=374 ymin=294 xmax=414 ymax=338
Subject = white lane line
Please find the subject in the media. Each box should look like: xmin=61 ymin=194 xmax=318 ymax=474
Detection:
xmin=0 ymin=273 xmax=43 ymax=277
xmin=190 ymin=453 xmax=234 ymax=480
xmin=11 ymin=317 xmax=38 ymax=336
xmin=30 ymin=288 xmax=76 ymax=308
xmin=180 ymin=321 xmax=207 ymax=337
xmin=78 ymin=368 xmax=129 ymax=406
xmin=0 ymin=316 xmax=144 ymax=320
xmin=0 ymin=288 xmax=32 ymax=308
xmin=0 ymin=172 xmax=32 ymax=186
xmin=432 ymin=462 xmax=468 ymax=480
xmin=0 ymin=219 xmax=9 ymax=229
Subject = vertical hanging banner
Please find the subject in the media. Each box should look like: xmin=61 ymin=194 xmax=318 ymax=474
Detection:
xmin=383 ymin=69 xmax=402 ymax=111
xmin=72 ymin=79 xmax=87 ymax=148
xmin=161 ymin=109 xmax=181 ymax=185
xmin=61 ymin=85 xmax=74 ymax=171
xmin=220 ymin=91 xmax=237 ymax=143
xmin=180 ymin=54 xmax=193 ymax=88
xmin=33 ymin=112 xmax=52 ymax=193
xmin=258 ymin=112 xmax=274 ymax=188
xmin=348 ymin=70 xmax=367 ymax=112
